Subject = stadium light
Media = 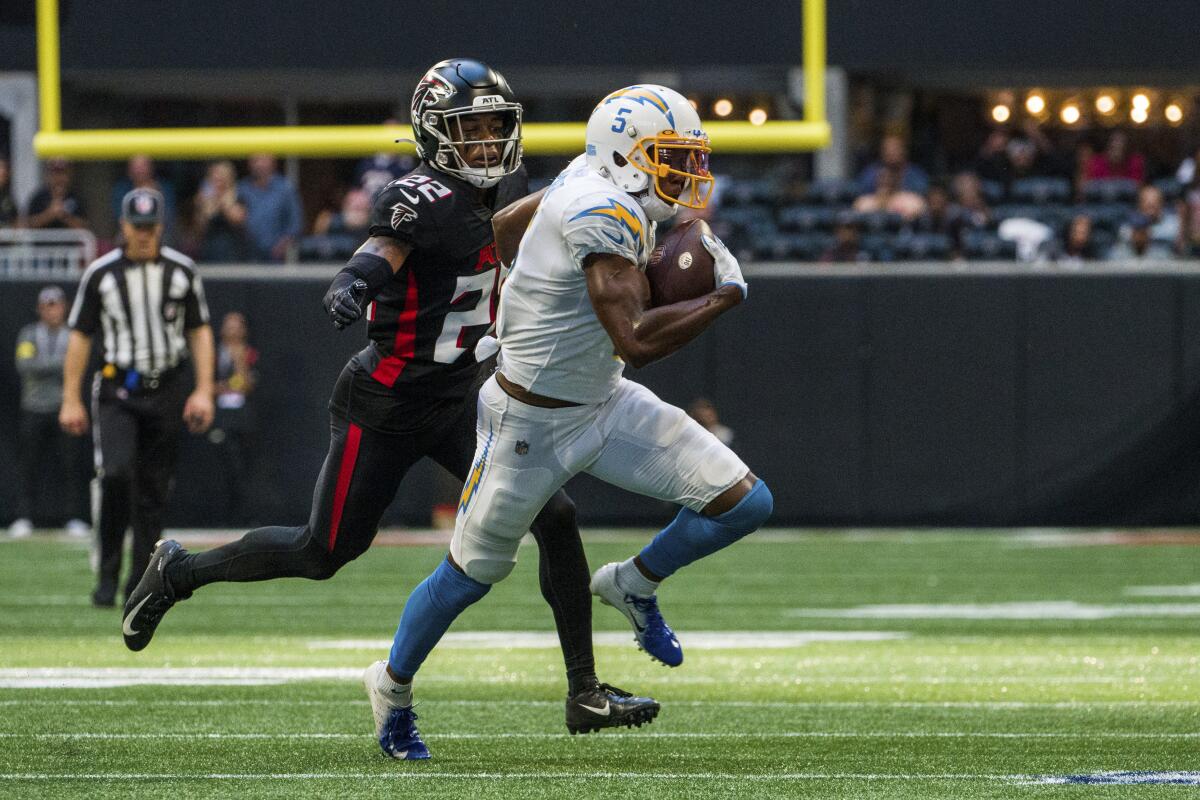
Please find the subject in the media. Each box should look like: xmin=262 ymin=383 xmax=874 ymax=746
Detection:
xmin=1095 ymin=94 xmax=1117 ymax=115
xmin=1132 ymin=93 xmax=1151 ymax=111
xmin=991 ymin=104 xmax=1011 ymax=123
xmin=713 ymin=99 xmax=734 ymax=118
xmin=1024 ymin=93 xmax=1046 ymax=115
xmin=1165 ymin=103 xmax=1184 ymax=124
xmin=1131 ymin=106 xmax=1149 ymax=124
xmin=1059 ymin=104 xmax=1081 ymax=125
xmin=748 ymin=108 xmax=768 ymax=126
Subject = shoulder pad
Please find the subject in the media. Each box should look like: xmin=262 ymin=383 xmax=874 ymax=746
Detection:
xmin=369 ymin=172 xmax=460 ymax=248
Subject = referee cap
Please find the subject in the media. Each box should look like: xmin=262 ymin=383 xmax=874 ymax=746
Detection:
xmin=121 ymin=187 xmax=165 ymax=225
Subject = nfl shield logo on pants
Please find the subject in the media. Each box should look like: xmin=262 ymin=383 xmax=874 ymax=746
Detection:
xmin=515 ymin=440 xmax=529 ymax=456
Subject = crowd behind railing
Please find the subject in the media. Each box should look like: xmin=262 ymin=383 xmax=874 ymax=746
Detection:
xmin=3 ymin=124 xmax=1199 ymax=270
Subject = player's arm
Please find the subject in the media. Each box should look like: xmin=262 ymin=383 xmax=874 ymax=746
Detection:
xmin=322 ymin=236 xmax=411 ymax=330
xmin=585 ymin=253 xmax=741 ymax=369
xmin=492 ymin=187 xmax=547 ymax=267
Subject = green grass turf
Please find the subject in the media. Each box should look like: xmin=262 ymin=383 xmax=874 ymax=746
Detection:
xmin=0 ymin=530 xmax=1198 ymax=798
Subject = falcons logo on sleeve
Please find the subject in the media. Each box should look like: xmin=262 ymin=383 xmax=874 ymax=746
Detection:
xmin=391 ymin=202 xmax=418 ymax=229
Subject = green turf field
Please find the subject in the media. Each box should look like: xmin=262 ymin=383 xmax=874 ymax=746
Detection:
xmin=1 ymin=530 xmax=1198 ymax=798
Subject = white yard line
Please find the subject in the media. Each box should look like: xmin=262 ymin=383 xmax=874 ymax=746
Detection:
xmin=308 ymin=631 xmax=907 ymax=650
xmin=0 ymin=731 xmax=1196 ymax=740
xmin=787 ymin=601 xmax=1200 ymax=619
xmin=0 ymin=771 xmax=1035 ymax=782
xmin=1124 ymin=584 xmax=1200 ymax=597
xmin=0 ymin=667 xmax=1172 ymax=688
xmin=2 ymin=699 xmax=1198 ymax=709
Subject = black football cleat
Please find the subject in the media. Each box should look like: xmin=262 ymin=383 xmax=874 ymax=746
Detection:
xmin=121 ymin=539 xmax=190 ymax=651
xmin=565 ymin=683 xmax=660 ymax=735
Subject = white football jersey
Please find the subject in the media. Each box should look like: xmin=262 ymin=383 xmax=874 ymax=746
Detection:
xmin=496 ymin=155 xmax=654 ymax=404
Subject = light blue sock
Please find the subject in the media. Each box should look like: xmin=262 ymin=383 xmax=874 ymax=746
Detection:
xmin=638 ymin=480 xmax=773 ymax=579
xmin=388 ymin=557 xmax=490 ymax=679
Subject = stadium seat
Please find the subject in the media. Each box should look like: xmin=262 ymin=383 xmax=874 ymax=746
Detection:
xmin=961 ymin=229 xmax=1018 ymax=260
xmin=992 ymin=204 xmax=1046 ymax=225
xmin=897 ymin=232 xmax=952 ymax=261
xmin=852 ymin=210 xmax=905 ymax=233
xmin=1010 ymin=177 xmax=1072 ymax=205
xmin=1082 ymin=177 xmax=1140 ymax=204
xmin=980 ymin=179 xmax=1007 ymax=205
xmin=1153 ymin=177 xmax=1184 ymax=202
xmin=776 ymin=204 xmax=838 ymax=232
xmin=805 ymin=178 xmax=860 ymax=206
xmin=1074 ymin=203 xmax=1130 ymax=232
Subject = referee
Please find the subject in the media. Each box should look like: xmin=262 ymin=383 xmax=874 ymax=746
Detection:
xmin=59 ymin=188 xmax=216 ymax=607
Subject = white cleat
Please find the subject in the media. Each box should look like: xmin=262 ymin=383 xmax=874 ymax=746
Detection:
xmin=8 ymin=518 xmax=33 ymax=539
xmin=65 ymin=519 xmax=91 ymax=539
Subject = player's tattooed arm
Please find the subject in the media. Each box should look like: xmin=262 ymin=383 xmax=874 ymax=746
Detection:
xmin=323 ymin=236 xmax=412 ymax=330
xmin=492 ymin=187 xmax=547 ymax=267
xmin=584 ymin=252 xmax=741 ymax=369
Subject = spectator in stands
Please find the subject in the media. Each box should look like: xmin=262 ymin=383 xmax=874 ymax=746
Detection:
xmin=1083 ymin=131 xmax=1145 ymax=184
xmin=193 ymin=160 xmax=250 ymax=263
xmin=25 ymin=158 xmax=88 ymax=231
xmin=1178 ymin=170 xmax=1200 ymax=256
xmin=853 ymin=167 xmax=927 ymax=221
xmin=111 ymin=155 xmax=177 ymax=240
xmin=1175 ymin=145 xmax=1200 ymax=186
xmin=238 ymin=154 xmax=303 ymax=262
xmin=0 ymin=158 xmax=17 ymax=227
xmin=304 ymin=188 xmax=373 ymax=261
xmin=312 ymin=188 xmax=371 ymax=239
xmin=10 ymin=287 xmax=89 ymax=539
xmin=976 ymin=122 xmax=1069 ymax=191
xmin=952 ymin=172 xmax=993 ymax=231
xmin=205 ymin=311 xmax=259 ymax=523
xmin=972 ymin=130 xmax=1011 ymax=186
xmin=1126 ymin=185 xmax=1181 ymax=255
xmin=1108 ymin=214 xmax=1173 ymax=263
xmin=354 ymin=118 xmax=416 ymax=198
xmin=1046 ymin=214 xmax=1105 ymax=264
xmin=687 ymin=398 xmax=734 ymax=447
xmin=821 ymin=213 xmax=867 ymax=263
xmin=856 ymin=134 xmax=929 ymax=196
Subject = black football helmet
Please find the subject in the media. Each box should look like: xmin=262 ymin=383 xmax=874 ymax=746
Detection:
xmin=410 ymin=58 xmax=523 ymax=188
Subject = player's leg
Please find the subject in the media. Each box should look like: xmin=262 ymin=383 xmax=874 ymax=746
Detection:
xmin=124 ymin=388 xmax=186 ymax=602
xmin=91 ymin=391 xmax=138 ymax=607
xmin=122 ymin=412 xmax=420 ymax=651
xmin=586 ymin=379 xmax=773 ymax=665
xmin=368 ymin=376 xmax=584 ymax=756
xmin=428 ymin=391 xmax=599 ymax=697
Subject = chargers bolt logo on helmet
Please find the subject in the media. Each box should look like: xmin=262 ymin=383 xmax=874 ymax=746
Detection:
xmin=584 ymin=84 xmax=713 ymax=218
xmin=409 ymin=58 xmax=524 ymax=189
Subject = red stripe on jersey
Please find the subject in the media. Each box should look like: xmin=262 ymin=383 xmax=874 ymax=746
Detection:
xmin=370 ymin=269 xmax=420 ymax=387
xmin=328 ymin=422 xmax=363 ymax=551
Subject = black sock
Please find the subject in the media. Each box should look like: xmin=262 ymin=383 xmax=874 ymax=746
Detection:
xmin=168 ymin=525 xmax=334 ymax=594
xmin=528 ymin=493 xmax=598 ymax=697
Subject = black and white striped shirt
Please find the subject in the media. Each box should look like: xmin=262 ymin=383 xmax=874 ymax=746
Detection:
xmin=68 ymin=246 xmax=210 ymax=373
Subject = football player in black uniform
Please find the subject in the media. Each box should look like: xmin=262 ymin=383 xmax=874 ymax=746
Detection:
xmin=122 ymin=59 xmax=658 ymax=758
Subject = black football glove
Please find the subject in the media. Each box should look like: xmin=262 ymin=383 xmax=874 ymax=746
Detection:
xmin=323 ymin=278 xmax=369 ymax=330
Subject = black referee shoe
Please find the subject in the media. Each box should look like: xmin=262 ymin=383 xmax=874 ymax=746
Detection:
xmin=565 ymin=682 xmax=660 ymax=735
xmin=122 ymin=539 xmax=190 ymax=652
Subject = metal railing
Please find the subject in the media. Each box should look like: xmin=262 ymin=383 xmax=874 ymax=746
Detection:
xmin=0 ymin=228 xmax=97 ymax=276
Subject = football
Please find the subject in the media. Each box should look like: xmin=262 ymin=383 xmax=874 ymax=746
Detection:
xmin=645 ymin=217 xmax=716 ymax=307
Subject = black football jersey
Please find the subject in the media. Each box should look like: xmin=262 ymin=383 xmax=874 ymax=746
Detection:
xmin=334 ymin=163 xmax=528 ymax=433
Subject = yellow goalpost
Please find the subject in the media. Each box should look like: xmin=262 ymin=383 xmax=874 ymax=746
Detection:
xmin=32 ymin=0 xmax=829 ymax=160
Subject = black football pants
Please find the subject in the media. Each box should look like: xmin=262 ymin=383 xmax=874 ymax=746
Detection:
xmin=92 ymin=370 xmax=188 ymax=600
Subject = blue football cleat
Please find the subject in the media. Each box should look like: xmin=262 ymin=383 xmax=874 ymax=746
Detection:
xmin=364 ymin=660 xmax=431 ymax=760
xmin=378 ymin=705 xmax=431 ymax=760
xmin=590 ymin=562 xmax=684 ymax=667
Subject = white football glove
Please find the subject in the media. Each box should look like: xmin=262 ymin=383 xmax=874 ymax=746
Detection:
xmin=701 ymin=233 xmax=747 ymax=299
xmin=475 ymin=334 xmax=500 ymax=362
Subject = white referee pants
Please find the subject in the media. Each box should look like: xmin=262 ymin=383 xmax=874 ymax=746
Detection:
xmin=450 ymin=374 xmax=748 ymax=583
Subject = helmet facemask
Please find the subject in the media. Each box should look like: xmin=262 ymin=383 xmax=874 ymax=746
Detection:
xmin=625 ymin=132 xmax=714 ymax=210
xmin=420 ymin=104 xmax=523 ymax=188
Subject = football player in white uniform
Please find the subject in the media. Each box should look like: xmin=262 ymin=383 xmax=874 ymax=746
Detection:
xmin=378 ymin=85 xmax=773 ymax=740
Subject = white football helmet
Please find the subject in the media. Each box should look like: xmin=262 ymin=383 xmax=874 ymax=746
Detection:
xmin=584 ymin=85 xmax=713 ymax=221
